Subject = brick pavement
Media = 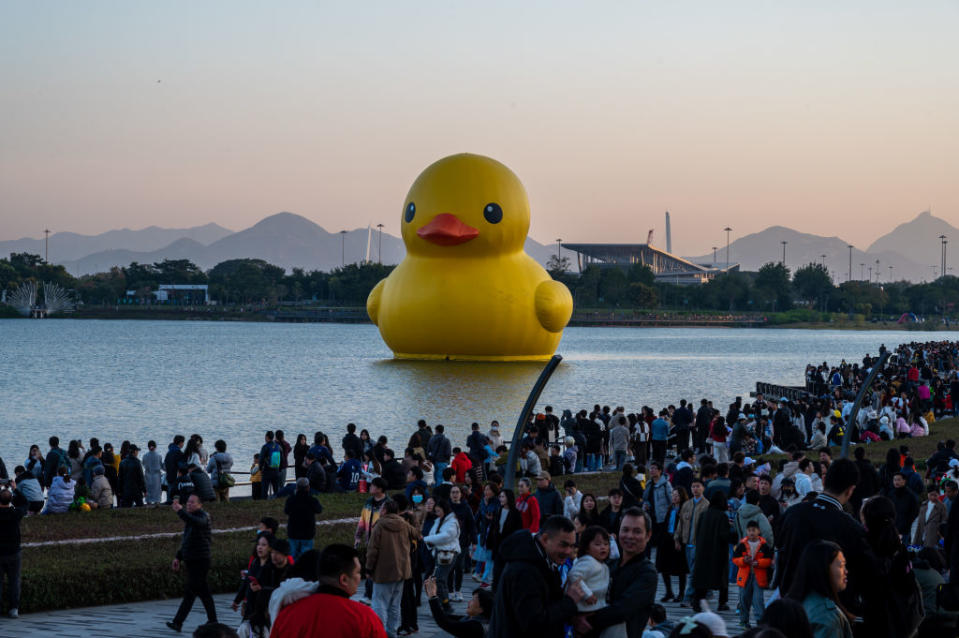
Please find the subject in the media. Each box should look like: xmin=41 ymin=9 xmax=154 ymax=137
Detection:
xmin=0 ymin=574 xmax=744 ymax=637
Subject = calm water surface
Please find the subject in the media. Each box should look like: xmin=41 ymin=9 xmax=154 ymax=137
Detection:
xmin=3 ymin=319 xmax=956 ymax=465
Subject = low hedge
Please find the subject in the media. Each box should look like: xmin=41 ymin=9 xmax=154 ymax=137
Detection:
xmin=18 ymin=523 xmax=355 ymax=613
xmin=21 ymin=492 xmax=369 ymax=544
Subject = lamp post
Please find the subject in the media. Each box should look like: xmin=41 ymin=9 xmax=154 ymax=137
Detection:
xmin=821 ymin=253 xmax=826 ymax=268
xmin=860 ymin=263 xmax=865 ymax=280
xmin=712 ymin=246 xmax=718 ymax=265
xmin=848 ymin=245 xmax=853 ymax=282
xmin=781 ymin=240 xmax=787 ymax=265
xmin=339 ymin=230 xmax=347 ymax=266
xmin=875 ymin=259 xmax=880 ymax=282
xmin=376 ymin=224 xmax=384 ymax=264
xmin=940 ymin=235 xmax=948 ymax=280
xmin=44 ymin=229 xmax=50 ymax=263
xmin=724 ymin=227 xmax=732 ymax=269
xmin=556 ymin=238 xmax=562 ymax=260
xmin=888 ymin=265 xmax=893 ymax=281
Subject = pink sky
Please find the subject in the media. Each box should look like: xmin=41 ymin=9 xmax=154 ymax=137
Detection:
xmin=2 ymin=2 xmax=957 ymax=255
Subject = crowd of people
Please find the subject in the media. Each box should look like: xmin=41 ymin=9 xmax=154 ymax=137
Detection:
xmin=1 ymin=340 xmax=959 ymax=638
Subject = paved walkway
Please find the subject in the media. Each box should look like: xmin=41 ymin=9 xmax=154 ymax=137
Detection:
xmin=0 ymin=572 xmax=744 ymax=637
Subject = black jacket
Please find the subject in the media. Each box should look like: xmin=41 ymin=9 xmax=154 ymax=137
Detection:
xmin=285 ymin=491 xmax=324 ymax=540
xmin=589 ymin=553 xmax=657 ymax=637
xmin=774 ymin=493 xmax=867 ymax=614
xmin=190 ymin=468 xmax=216 ymax=502
xmin=0 ymin=507 xmax=23 ymax=555
xmin=164 ymin=445 xmax=185 ymax=491
xmin=487 ymin=530 xmax=578 ymax=638
xmin=176 ymin=508 xmax=212 ymax=561
xmin=381 ymin=459 xmax=406 ymax=490
xmin=599 ymin=505 xmax=625 ymax=536
xmin=342 ymin=433 xmax=363 ymax=460
xmin=890 ymin=487 xmax=919 ymax=535
xmin=118 ymin=456 xmax=146 ymax=500
xmin=534 ymin=485 xmax=563 ymax=525
xmin=305 ymin=460 xmax=327 ymax=493
xmin=428 ymin=598 xmax=485 ymax=638
xmin=427 ymin=434 xmax=451 ymax=464
xmin=487 ymin=507 xmax=523 ymax=555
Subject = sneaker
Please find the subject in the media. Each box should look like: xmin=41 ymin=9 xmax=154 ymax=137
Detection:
xmin=660 ymin=594 xmax=674 ymax=603
xmin=470 ymin=573 xmax=482 ymax=582
xmin=165 ymin=621 xmax=182 ymax=633
xmin=452 ymin=591 xmax=463 ymax=602
xmin=7 ymin=609 xmax=16 ymax=619
xmin=358 ymin=597 xmax=372 ymax=607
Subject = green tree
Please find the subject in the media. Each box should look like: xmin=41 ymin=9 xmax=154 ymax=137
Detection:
xmin=627 ymin=282 xmax=658 ymax=308
xmin=598 ymin=268 xmax=628 ymax=305
xmin=792 ymin=263 xmax=834 ymax=308
xmin=755 ymin=262 xmax=792 ymax=311
xmin=546 ymin=255 xmax=571 ymax=279
xmin=627 ymin=264 xmax=655 ymax=286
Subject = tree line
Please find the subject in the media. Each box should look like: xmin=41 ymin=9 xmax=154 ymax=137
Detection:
xmin=2 ymin=251 xmax=957 ymax=318
xmin=547 ymin=256 xmax=959 ymax=318
xmin=0 ymin=253 xmax=394 ymax=306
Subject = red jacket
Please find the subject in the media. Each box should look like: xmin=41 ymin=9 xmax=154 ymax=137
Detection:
xmin=451 ymin=452 xmax=472 ymax=483
xmin=731 ymin=536 xmax=773 ymax=589
xmin=270 ymin=588 xmax=386 ymax=638
xmin=516 ymin=493 xmax=541 ymax=533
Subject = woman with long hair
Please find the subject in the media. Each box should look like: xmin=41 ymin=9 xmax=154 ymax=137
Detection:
xmin=859 ymin=496 xmax=923 ymax=638
xmin=656 ymin=487 xmax=689 ymax=602
xmin=578 ymin=493 xmax=602 ymax=527
xmin=423 ymin=498 xmax=461 ymax=614
xmin=292 ymin=434 xmax=309 ymax=479
xmin=487 ymin=488 xmax=522 ymax=588
xmin=785 ymin=540 xmax=853 ymax=638
xmin=472 ymin=483 xmax=500 ymax=585
xmin=449 ymin=484 xmax=477 ymax=602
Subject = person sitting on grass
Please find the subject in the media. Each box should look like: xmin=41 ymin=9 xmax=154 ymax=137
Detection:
xmin=89 ymin=465 xmax=113 ymax=509
xmin=42 ymin=466 xmax=75 ymax=514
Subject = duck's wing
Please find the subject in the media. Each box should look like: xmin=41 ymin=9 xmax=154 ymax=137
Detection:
xmin=366 ymin=278 xmax=386 ymax=326
xmin=534 ymin=279 xmax=573 ymax=333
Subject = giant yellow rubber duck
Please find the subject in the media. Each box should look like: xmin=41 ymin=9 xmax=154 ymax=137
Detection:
xmin=367 ymin=153 xmax=573 ymax=361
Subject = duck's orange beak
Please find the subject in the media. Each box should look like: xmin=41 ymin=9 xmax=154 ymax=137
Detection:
xmin=417 ymin=213 xmax=479 ymax=246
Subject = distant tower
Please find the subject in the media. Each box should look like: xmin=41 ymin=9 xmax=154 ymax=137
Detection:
xmin=665 ymin=211 xmax=672 ymax=254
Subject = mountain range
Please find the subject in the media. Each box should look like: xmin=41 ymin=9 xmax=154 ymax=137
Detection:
xmin=685 ymin=211 xmax=956 ymax=283
xmin=2 ymin=210 xmax=954 ymax=282
xmin=0 ymin=213 xmax=557 ymax=275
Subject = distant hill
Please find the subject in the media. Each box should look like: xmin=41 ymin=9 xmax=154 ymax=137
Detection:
xmin=867 ymin=210 xmax=958 ymax=257
xmin=14 ymin=210 xmax=951 ymax=281
xmin=52 ymin=212 xmax=558 ymax=275
xmin=0 ymin=223 xmax=232 ymax=263
xmin=685 ymin=221 xmax=936 ymax=283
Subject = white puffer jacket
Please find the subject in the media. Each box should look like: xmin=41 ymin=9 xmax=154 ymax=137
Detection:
xmin=424 ymin=513 xmax=460 ymax=554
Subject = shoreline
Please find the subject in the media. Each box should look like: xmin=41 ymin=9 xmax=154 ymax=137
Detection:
xmin=6 ymin=308 xmax=956 ymax=331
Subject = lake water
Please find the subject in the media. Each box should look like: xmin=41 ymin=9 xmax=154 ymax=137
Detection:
xmin=2 ymin=319 xmax=957 ymax=466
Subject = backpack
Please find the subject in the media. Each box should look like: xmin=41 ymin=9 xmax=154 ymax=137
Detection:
xmin=266 ymin=443 xmax=281 ymax=470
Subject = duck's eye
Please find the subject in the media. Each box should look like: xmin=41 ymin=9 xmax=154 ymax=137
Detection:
xmin=483 ymin=202 xmax=503 ymax=224
xmin=404 ymin=202 xmax=416 ymax=223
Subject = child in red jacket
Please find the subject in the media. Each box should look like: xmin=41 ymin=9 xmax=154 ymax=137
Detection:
xmin=731 ymin=520 xmax=774 ymax=629
xmin=451 ymin=448 xmax=473 ymax=483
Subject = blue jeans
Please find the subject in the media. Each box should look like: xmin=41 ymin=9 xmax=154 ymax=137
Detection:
xmin=614 ymin=450 xmax=627 ymax=471
xmin=288 ymin=538 xmax=313 ymax=561
xmin=683 ymin=546 xmax=696 ymax=602
xmin=433 ymin=462 xmax=448 ymax=484
xmin=372 ymin=580 xmax=403 ymax=636
xmin=739 ymin=573 xmax=765 ymax=625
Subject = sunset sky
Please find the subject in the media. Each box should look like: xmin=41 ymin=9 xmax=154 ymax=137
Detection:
xmin=2 ymin=2 xmax=957 ymax=255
